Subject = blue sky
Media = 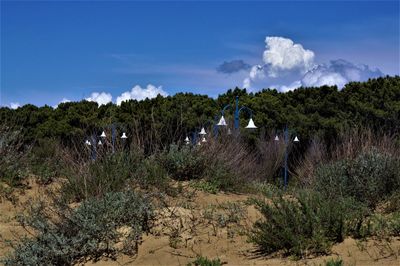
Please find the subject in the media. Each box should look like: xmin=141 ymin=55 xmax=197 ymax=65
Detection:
xmin=1 ymin=1 xmax=399 ymax=107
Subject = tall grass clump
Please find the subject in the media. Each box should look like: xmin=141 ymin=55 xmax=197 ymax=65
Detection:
xmin=313 ymin=149 xmax=400 ymax=209
xmin=160 ymin=144 xmax=206 ymax=181
xmin=0 ymin=126 xmax=29 ymax=187
xmin=3 ymin=190 xmax=154 ymax=265
xmin=249 ymin=190 xmax=369 ymax=258
xmin=61 ymin=147 xmax=143 ymax=201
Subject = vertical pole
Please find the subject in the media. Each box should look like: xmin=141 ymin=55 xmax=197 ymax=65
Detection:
xmin=284 ymin=125 xmax=288 ymax=190
xmin=112 ymin=124 xmax=116 ymax=154
xmin=192 ymin=132 xmax=197 ymax=145
xmin=91 ymin=135 xmax=97 ymax=161
xmin=213 ymin=115 xmax=219 ymax=137
xmin=234 ymin=96 xmax=239 ymax=130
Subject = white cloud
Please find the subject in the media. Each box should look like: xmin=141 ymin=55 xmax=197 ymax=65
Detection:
xmin=243 ymin=36 xmax=383 ymax=91
xmin=86 ymin=92 xmax=112 ymax=106
xmin=116 ymin=84 xmax=168 ymax=105
xmin=263 ymin=36 xmax=315 ymax=77
xmin=244 ymin=36 xmax=316 ymax=89
xmin=53 ymin=98 xmax=71 ymax=108
xmin=301 ymin=59 xmax=383 ymax=89
xmin=10 ymin=102 xmax=20 ymax=109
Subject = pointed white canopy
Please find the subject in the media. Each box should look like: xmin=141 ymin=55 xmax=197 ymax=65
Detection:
xmin=201 ymin=136 xmax=207 ymax=143
xmin=227 ymin=128 xmax=232 ymax=135
xmin=274 ymin=135 xmax=279 ymax=141
xmin=199 ymin=127 xmax=207 ymax=135
xmin=245 ymin=118 xmax=257 ymax=129
xmin=98 ymin=140 xmax=102 ymax=145
xmin=85 ymin=140 xmax=91 ymax=146
xmin=121 ymin=132 xmax=128 ymax=139
xmin=217 ymin=115 xmax=227 ymax=126
xmin=294 ymin=136 xmax=300 ymax=142
xmin=184 ymin=136 xmax=190 ymax=142
xmin=100 ymin=131 xmax=106 ymax=138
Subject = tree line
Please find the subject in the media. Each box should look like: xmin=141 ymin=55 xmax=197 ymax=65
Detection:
xmin=1 ymin=76 xmax=399 ymax=153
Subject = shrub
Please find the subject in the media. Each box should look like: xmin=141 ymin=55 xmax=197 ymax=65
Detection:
xmin=249 ymin=190 xmax=368 ymax=258
xmin=0 ymin=127 xmax=29 ymax=187
xmin=326 ymin=258 xmax=343 ymax=266
xmin=313 ymin=149 xmax=400 ymax=208
xmin=3 ymin=190 xmax=154 ymax=265
xmin=28 ymin=138 xmax=63 ymax=185
xmin=160 ymin=144 xmax=206 ymax=181
xmin=61 ymin=150 xmax=142 ymax=201
xmin=187 ymin=256 xmax=223 ymax=266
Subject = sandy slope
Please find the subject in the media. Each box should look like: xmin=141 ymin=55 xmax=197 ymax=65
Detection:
xmin=1 ymin=181 xmax=399 ymax=266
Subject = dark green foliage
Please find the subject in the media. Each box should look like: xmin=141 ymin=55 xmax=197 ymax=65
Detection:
xmin=249 ymin=190 xmax=368 ymax=258
xmin=325 ymin=258 xmax=343 ymax=266
xmin=187 ymin=256 xmax=223 ymax=266
xmin=1 ymin=76 xmax=399 ymax=155
xmin=314 ymin=149 xmax=400 ymax=208
xmin=3 ymin=191 xmax=154 ymax=266
xmin=160 ymin=145 xmax=206 ymax=181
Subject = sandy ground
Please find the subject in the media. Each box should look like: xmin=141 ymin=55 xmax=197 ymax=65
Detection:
xmin=1 ymin=180 xmax=399 ymax=266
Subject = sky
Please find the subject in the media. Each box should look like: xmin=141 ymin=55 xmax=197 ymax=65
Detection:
xmin=1 ymin=0 xmax=399 ymax=108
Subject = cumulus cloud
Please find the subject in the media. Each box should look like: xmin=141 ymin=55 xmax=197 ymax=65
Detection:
xmin=10 ymin=102 xmax=21 ymax=109
xmin=116 ymin=84 xmax=168 ymax=105
xmin=86 ymin=92 xmax=112 ymax=106
xmin=263 ymin=36 xmax=315 ymax=77
xmin=217 ymin=60 xmax=251 ymax=74
xmin=243 ymin=36 xmax=384 ymax=91
xmin=301 ymin=59 xmax=383 ymax=89
xmin=244 ymin=36 xmax=315 ymax=89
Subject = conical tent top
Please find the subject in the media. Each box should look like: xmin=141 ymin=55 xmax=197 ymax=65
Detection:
xmin=274 ymin=135 xmax=279 ymax=141
xmin=100 ymin=131 xmax=106 ymax=138
xmin=217 ymin=115 xmax=227 ymax=126
xmin=199 ymin=127 xmax=207 ymax=135
xmin=201 ymin=136 xmax=207 ymax=143
xmin=98 ymin=140 xmax=102 ymax=145
xmin=85 ymin=140 xmax=91 ymax=146
xmin=294 ymin=136 xmax=300 ymax=142
xmin=121 ymin=132 xmax=128 ymax=139
xmin=184 ymin=136 xmax=190 ymax=142
xmin=245 ymin=118 xmax=257 ymax=129
xmin=227 ymin=128 xmax=232 ymax=135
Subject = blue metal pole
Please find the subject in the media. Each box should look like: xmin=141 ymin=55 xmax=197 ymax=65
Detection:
xmin=234 ymin=96 xmax=239 ymax=130
xmin=111 ymin=124 xmax=116 ymax=154
xmin=91 ymin=135 xmax=97 ymax=160
xmin=213 ymin=115 xmax=219 ymax=137
xmin=284 ymin=125 xmax=288 ymax=190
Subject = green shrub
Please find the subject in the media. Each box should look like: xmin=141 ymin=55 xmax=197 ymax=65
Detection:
xmin=3 ymin=190 xmax=154 ymax=265
xmin=132 ymin=156 xmax=174 ymax=194
xmin=314 ymin=149 xmax=400 ymax=208
xmin=62 ymin=150 xmax=142 ymax=201
xmin=326 ymin=258 xmax=343 ymax=266
xmin=249 ymin=190 xmax=368 ymax=258
xmin=160 ymin=145 xmax=206 ymax=181
xmin=187 ymin=256 xmax=223 ymax=266
xmin=28 ymin=139 xmax=63 ymax=185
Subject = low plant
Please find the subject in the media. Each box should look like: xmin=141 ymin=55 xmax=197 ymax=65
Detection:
xmin=160 ymin=144 xmax=206 ymax=181
xmin=313 ymin=149 xmax=400 ymax=209
xmin=61 ymin=150 xmax=142 ymax=201
xmin=3 ymin=190 xmax=154 ymax=265
xmin=187 ymin=256 xmax=223 ymax=266
xmin=249 ymin=190 xmax=368 ymax=258
xmin=325 ymin=257 xmax=343 ymax=266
